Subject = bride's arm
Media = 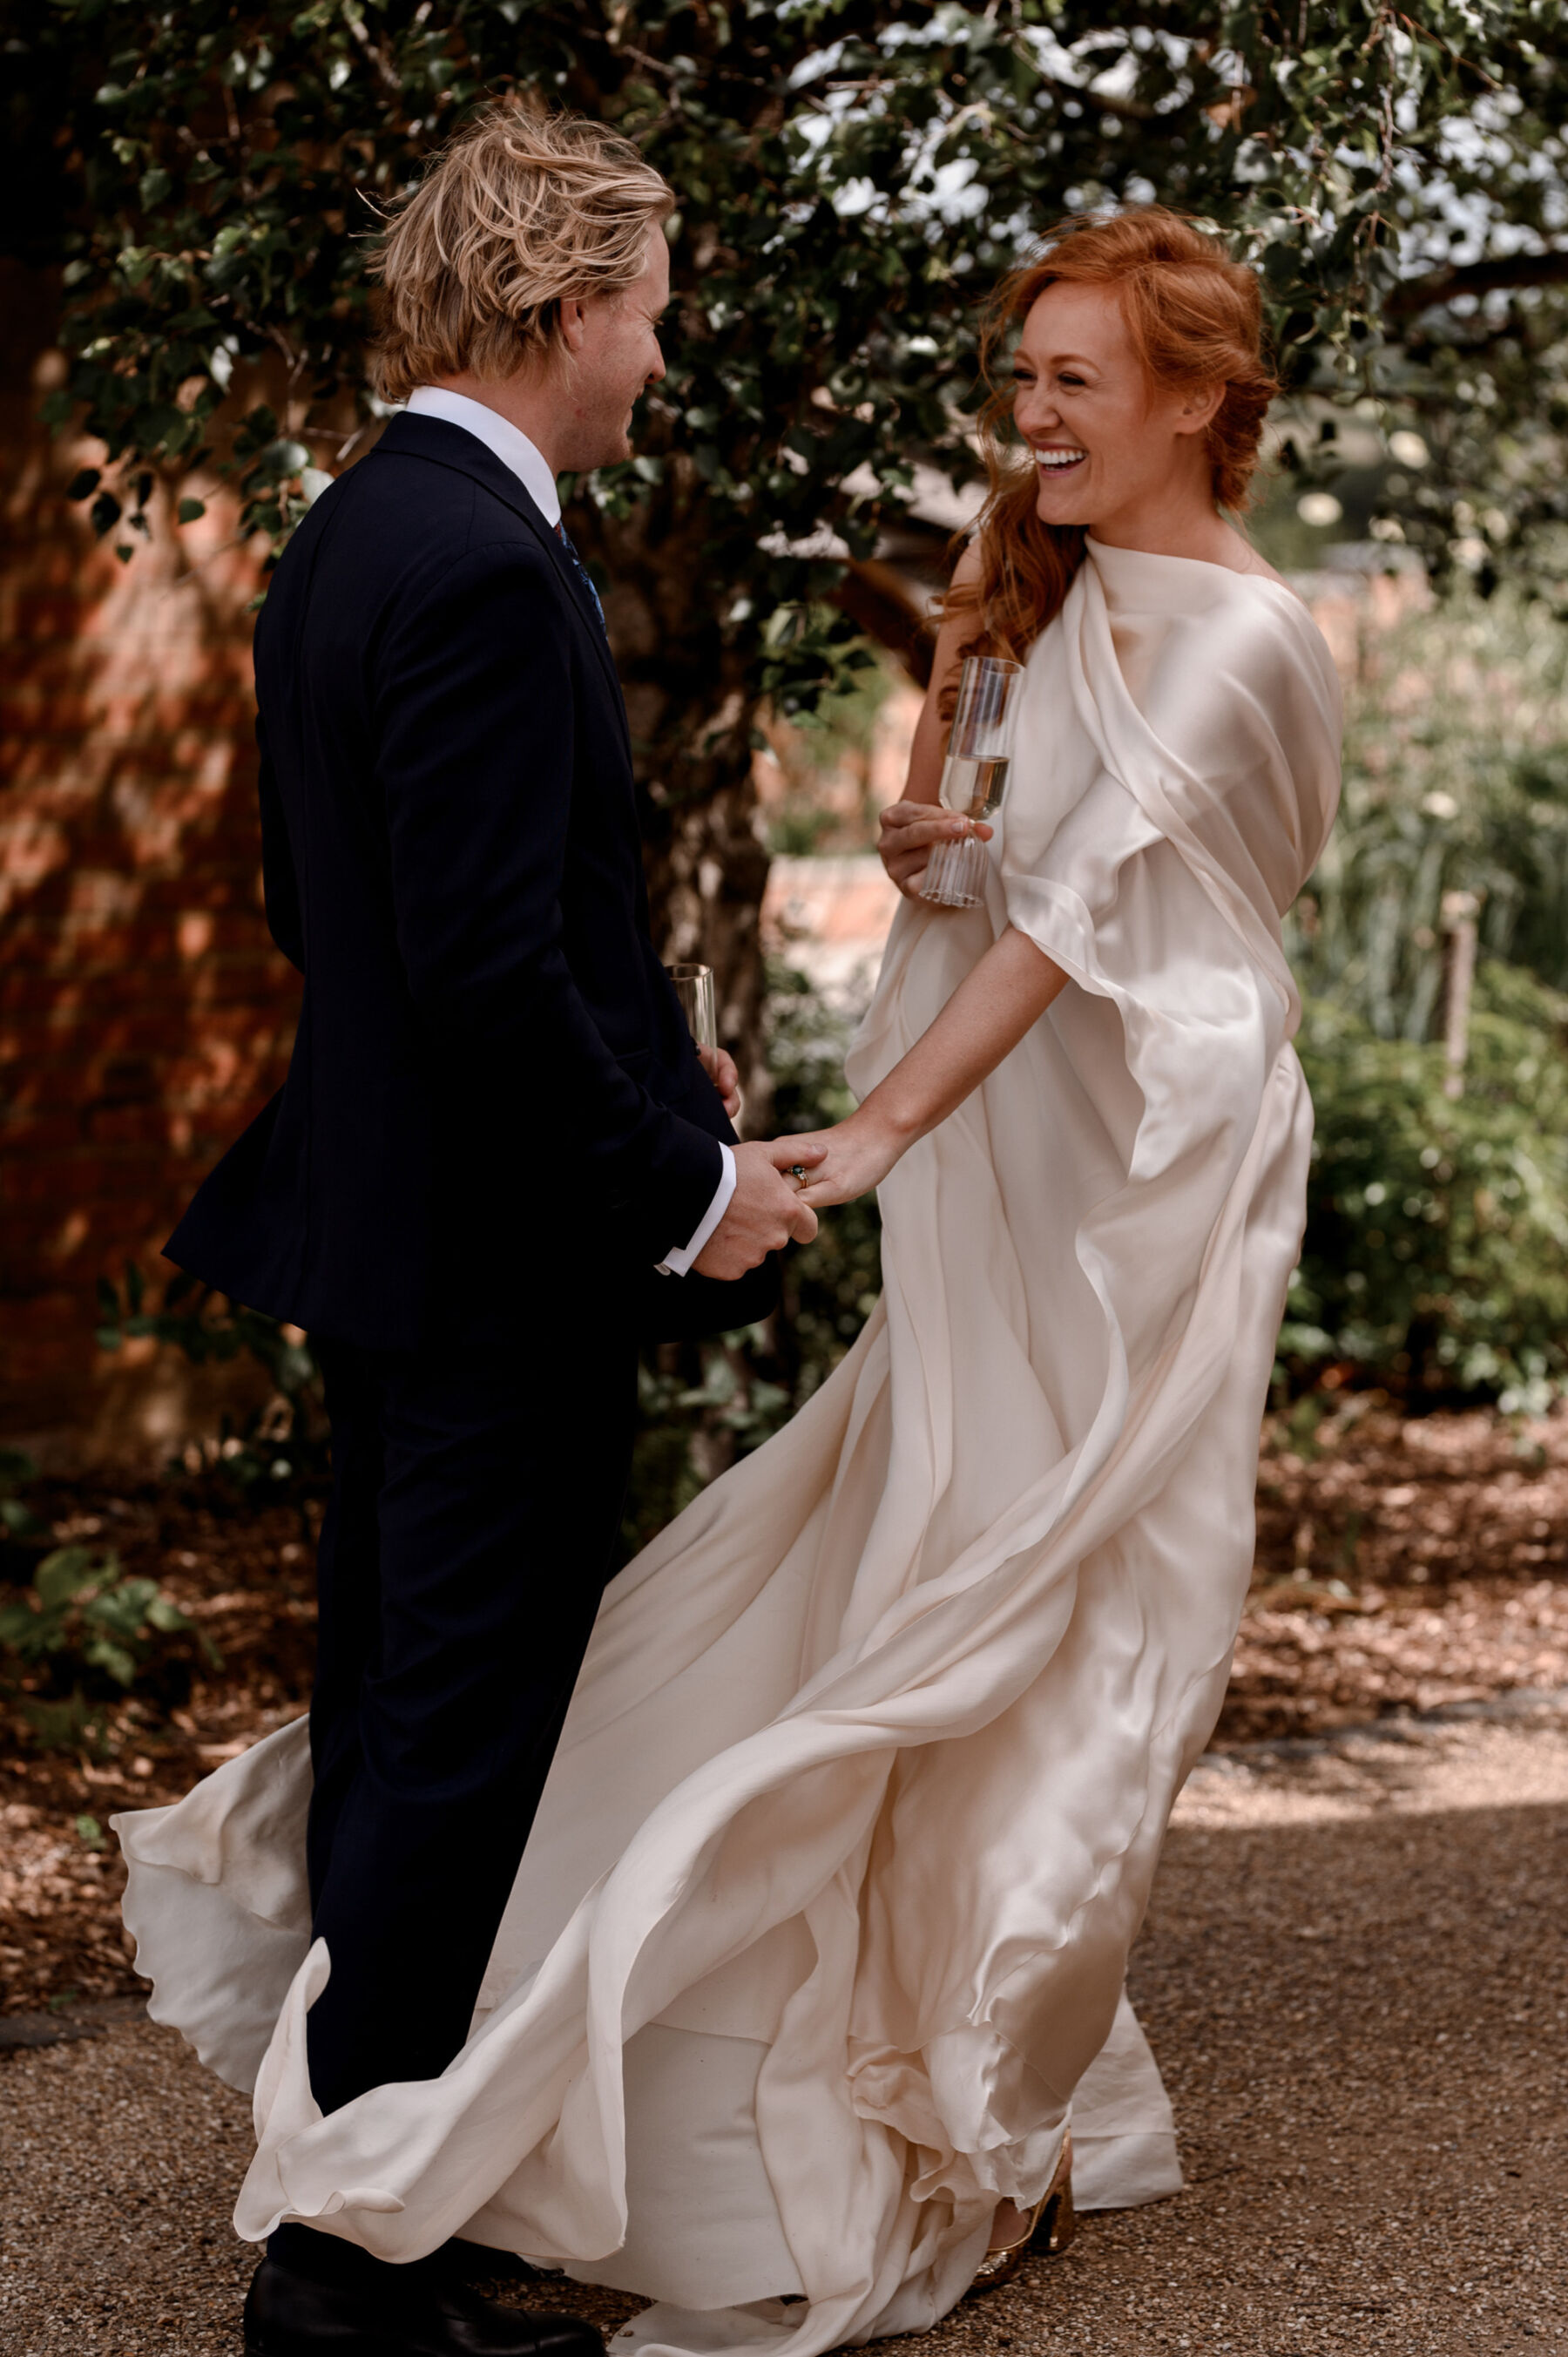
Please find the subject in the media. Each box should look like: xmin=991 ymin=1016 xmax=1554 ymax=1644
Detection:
xmin=878 ymin=541 xmax=996 ymax=900
xmin=794 ymin=925 xmax=1066 ymax=1208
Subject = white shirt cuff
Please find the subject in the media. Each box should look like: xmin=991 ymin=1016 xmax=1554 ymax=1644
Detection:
xmin=655 ymin=1142 xmax=736 ymax=1277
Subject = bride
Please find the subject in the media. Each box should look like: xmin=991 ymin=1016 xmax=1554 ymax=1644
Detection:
xmin=117 ymin=207 xmax=1340 ymax=2355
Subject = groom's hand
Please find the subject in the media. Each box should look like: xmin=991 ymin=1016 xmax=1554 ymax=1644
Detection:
xmin=693 ymin=1140 xmax=824 ymax=1277
xmin=697 ymin=1041 xmax=743 ymax=1122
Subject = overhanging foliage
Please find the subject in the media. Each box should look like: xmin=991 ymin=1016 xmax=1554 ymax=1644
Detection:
xmin=11 ymin=0 xmax=1567 ymax=715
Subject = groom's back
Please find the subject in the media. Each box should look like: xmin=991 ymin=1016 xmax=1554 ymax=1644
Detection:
xmin=166 ymin=412 xmax=700 ymax=1347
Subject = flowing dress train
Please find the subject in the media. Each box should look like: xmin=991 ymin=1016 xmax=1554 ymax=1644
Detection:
xmin=115 ymin=538 xmax=1342 ymax=2357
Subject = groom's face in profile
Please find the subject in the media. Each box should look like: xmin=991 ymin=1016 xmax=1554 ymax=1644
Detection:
xmin=557 ymin=223 xmax=670 ymax=474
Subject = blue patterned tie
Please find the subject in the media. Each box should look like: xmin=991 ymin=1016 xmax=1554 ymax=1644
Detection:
xmin=553 ymin=518 xmax=608 ymax=639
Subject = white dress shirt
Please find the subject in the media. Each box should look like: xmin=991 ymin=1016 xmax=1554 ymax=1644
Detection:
xmin=405 ymin=386 xmax=735 ymax=1276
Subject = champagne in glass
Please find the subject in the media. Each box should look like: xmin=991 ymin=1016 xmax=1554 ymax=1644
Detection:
xmin=921 ymin=654 xmax=1024 ymax=909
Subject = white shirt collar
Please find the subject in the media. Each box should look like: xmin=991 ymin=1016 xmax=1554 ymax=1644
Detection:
xmin=405 ymin=387 xmax=562 ymax=526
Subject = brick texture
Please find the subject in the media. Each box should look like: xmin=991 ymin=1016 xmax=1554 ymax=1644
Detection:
xmin=1 ymin=264 xmax=299 ymax=1448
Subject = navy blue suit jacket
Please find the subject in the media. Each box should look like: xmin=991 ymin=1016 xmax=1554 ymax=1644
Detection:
xmin=166 ymin=413 xmax=732 ymax=1349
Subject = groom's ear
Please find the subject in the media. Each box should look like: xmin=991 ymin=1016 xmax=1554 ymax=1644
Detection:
xmin=558 ymin=295 xmax=590 ymax=356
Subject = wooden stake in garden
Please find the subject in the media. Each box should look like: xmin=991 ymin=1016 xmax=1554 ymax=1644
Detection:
xmin=1441 ymin=888 xmax=1481 ymax=1100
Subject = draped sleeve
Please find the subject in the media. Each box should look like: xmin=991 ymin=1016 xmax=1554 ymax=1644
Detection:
xmin=999 ymin=542 xmax=1342 ymax=1033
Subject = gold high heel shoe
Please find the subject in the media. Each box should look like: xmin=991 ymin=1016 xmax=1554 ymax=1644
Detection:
xmin=967 ymin=2132 xmax=1076 ymax=2294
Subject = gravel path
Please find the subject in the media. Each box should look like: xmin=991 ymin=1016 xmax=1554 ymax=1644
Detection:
xmin=3 ymin=1710 xmax=1565 ymax=2357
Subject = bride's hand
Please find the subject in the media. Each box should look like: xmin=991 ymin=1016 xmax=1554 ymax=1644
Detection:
xmin=787 ymin=1112 xmax=902 ymax=1209
xmin=878 ymin=803 xmax=993 ymax=902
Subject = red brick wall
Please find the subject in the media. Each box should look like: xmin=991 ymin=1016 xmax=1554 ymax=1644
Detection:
xmin=0 ymin=264 xmax=301 ymax=1450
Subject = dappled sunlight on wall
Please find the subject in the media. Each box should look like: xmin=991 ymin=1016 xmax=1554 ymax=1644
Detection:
xmin=0 ymin=265 xmax=300 ymax=1448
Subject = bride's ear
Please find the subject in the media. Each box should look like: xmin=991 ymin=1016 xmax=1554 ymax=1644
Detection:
xmin=1172 ymin=380 xmax=1226 ymax=437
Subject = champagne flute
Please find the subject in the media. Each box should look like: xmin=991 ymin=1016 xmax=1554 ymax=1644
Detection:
xmin=666 ymin=961 xmax=717 ymax=1053
xmin=920 ymin=654 xmax=1024 ymax=909
xmin=666 ymin=960 xmax=744 ymax=1128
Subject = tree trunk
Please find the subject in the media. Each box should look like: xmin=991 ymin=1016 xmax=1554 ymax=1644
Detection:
xmin=579 ymin=481 xmax=774 ymax=1128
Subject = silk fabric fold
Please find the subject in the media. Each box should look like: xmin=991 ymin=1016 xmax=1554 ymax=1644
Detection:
xmin=116 ymin=539 xmax=1341 ymax=2356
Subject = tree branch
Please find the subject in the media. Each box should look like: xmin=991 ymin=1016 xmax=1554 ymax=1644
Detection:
xmin=835 ymin=559 xmax=935 ymax=690
xmin=1386 ymin=247 xmax=1568 ymax=318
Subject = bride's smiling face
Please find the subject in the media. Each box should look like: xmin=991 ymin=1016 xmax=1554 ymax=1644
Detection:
xmin=1010 ymin=280 xmax=1220 ymax=536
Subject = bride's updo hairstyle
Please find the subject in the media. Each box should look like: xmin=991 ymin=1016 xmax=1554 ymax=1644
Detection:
xmin=948 ymin=207 xmax=1280 ymax=667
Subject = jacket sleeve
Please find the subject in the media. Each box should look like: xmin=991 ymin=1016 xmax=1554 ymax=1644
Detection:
xmin=371 ymin=538 xmax=723 ymax=1264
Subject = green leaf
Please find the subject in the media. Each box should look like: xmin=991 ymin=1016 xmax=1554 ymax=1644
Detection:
xmin=36 ymin=1547 xmax=102 ymax=1610
xmin=177 ymin=497 xmax=206 ymax=525
xmin=83 ymin=1636 xmax=139 ymax=1687
xmin=84 ymin=1578 xmax=159 ymax=1636
xmin=256 ymin=438 xmax=310 ymax=481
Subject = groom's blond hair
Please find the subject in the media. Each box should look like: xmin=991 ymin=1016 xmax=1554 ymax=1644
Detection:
xmin=371 ymin=101 xmax=674 ymax=403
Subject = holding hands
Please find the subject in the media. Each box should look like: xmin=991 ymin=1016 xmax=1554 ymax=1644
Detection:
xmin=769 ymin=793 xmax=1013 ymax=1213
xmin=781 ymin=1113 xmax=902 ymax=1213
xmin=687 ymin=1026 xmax=896 ymax=1261
xmin=690 ymin=1041 xmax=823 ymax=1277
xmin=693 ymin=1138 xmax=824 ymax=1277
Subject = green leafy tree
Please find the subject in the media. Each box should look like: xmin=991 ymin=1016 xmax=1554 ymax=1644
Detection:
xmin=9 ymin=0 xmax=1567 ymax=1059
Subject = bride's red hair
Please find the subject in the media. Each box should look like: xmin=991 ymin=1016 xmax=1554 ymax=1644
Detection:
xmin=947 ymin=207 xmax=1280 ymax=668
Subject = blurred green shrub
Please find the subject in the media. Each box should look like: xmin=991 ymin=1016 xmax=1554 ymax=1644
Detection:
xmin=0 ymin=1541 xmax=217 ymax=1751
xmin=1281 ymin=585 xmax=1568 ymax=1403
xmin=1288 ymin=968 xmax=1568 ymax=1407
xmin=1288 ymin=586 xmax=1568 ymax=1034
xmin=761 ymin=640 xmax=895 ymax=858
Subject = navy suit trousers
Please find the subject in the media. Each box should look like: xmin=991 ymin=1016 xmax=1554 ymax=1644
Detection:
xmin=301 ymin=1318 xmax=638 ymax=2117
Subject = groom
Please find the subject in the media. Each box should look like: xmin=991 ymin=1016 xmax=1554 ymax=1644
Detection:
xmin=165 ymin=103 xmax=820 ymax=2357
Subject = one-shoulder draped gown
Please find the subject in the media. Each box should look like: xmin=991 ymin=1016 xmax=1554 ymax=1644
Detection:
xmin=115 ymin=539 xmax=1342 ymax=2357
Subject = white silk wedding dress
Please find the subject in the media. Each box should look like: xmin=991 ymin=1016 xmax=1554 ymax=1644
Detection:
xmin=116 ymin=538 xmax=1341 ymax=2356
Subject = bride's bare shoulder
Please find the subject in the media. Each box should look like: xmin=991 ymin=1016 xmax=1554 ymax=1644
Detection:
xmin=951 ymin=536 xmax=984 ymax=588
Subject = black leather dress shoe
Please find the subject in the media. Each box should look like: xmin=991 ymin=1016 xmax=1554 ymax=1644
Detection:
xmin=242 ymin=2252 xmax=606 ymax=2357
